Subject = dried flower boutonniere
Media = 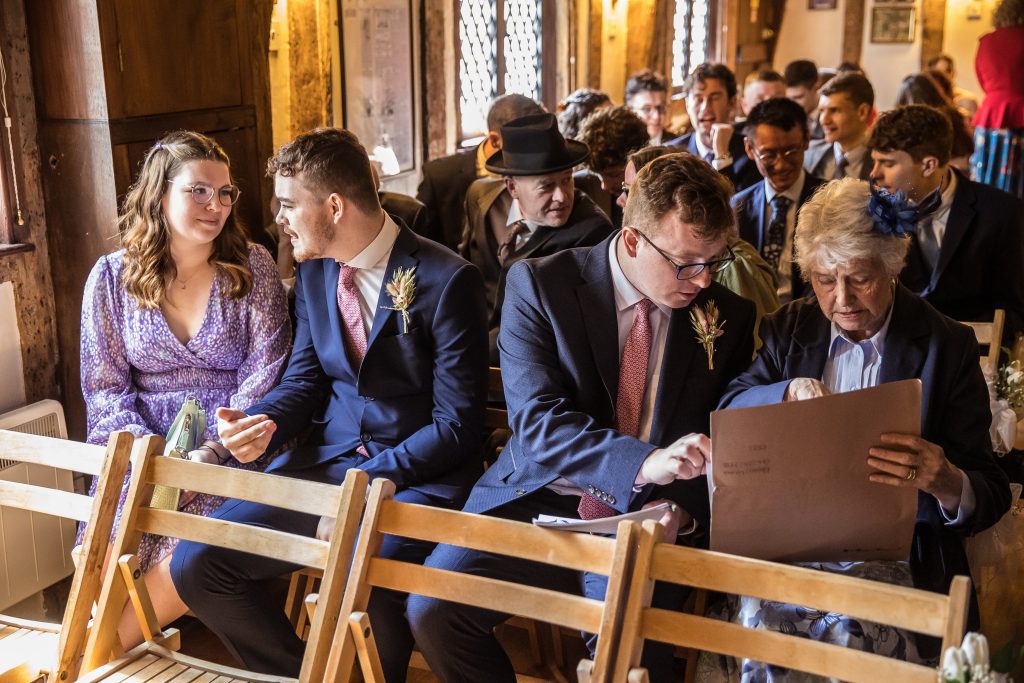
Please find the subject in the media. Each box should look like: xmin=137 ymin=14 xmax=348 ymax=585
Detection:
xmin=690 ymin=300 xmax=726 ymax=370
xmin=384 ymin=266 xmax=417 ymax=333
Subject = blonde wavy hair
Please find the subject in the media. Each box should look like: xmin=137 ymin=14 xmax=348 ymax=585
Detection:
xmin=119 ymin=131 xmax=253 ymax=309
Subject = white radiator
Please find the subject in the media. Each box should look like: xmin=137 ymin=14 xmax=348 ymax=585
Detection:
xmin=0 ymin=399 xmax=76 ymax=610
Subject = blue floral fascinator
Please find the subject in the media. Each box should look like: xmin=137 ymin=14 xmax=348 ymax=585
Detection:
xmin=867 ymin=181 xmax=942 ymax=237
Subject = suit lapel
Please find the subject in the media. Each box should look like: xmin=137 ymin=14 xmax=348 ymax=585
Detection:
xmin=513 ymin=225 xmax=557 ymax=261
xmin=366 ymin=227 xmax=421 ymax=349
xmin=752 ymin=182 xmax=767 ymax=250
xmin=879 ymin=286 xmax=928 ymax=384
xmin=648 ymin=300 xmax=699 ymax=445
xmin=576 ymin=239 xmax=619 ymax=407
xmin=787 ymin=303 xmax=831 ymax=379
xmin=932 ymin=172 xmax=974 ymax=288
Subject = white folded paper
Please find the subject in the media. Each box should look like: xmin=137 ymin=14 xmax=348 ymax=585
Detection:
xmin=532 ymin=502 xmax=672 ymax=534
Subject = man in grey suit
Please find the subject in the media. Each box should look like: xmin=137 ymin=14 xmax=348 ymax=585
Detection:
xmin=803 ymin=72 xmax=875 ymax=181
xmin=459 ymin=113 xmax=614 ymax=361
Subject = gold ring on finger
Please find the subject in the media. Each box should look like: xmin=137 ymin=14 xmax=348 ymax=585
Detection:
xmin=905 ymin=467 xmax=917 ymax=482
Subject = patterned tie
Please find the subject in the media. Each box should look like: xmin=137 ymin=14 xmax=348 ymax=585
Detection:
xmin=498 ymin=220 xmax=529 ymax=266
xmin=763 ymin=195 xmax=791 ymax=270
xmin=578 ymin=298 xmax=652 ymax=520
xmin=337 ymin=264 xmax=369 ymax=457
xmin=835 ymin=153 xmax=849 ymax=180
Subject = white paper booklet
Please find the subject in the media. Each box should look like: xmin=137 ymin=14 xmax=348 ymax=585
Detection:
xmin=532 ymin=502 xmax=672 ymax=534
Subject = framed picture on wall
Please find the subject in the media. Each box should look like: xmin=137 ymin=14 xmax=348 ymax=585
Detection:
xmin=871 ymin=7 xmax=917 ymax=42
xmin=340 ymin=0 xmax=416 ymax=175
xmin=808 ymin=0 xmax=838 ymax=9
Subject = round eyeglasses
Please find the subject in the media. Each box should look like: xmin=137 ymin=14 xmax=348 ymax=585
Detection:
xmin=167 ymin=180 xmax=241 ymax=207
xmin=632 ymin=228 xmax=735 ymax=280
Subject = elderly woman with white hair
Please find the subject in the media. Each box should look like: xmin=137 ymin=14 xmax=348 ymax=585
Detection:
xmin=707 ymin=178 xmax=1010 ymax=677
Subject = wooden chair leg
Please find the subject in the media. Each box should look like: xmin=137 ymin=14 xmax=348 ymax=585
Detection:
xmin=683 ymin=589 xmax=708 ymax=683
xmin=116 ymin=554 xmax=162 ymax=644
xmin=349 ymin=611 xmax=387 ymax=683
xmin=550 ymin=623 xmax=565 ymax=668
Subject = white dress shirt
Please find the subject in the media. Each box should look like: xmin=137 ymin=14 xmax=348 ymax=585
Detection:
xmin=763 ymin=171 xmax=806 ymax=302
xmin=820 ymin=304 xmax=975 ymax=525
xmin=505 ymin=200 xmax=541 ymax=249
xmin=821 ymin=142 xmax=868 ymax=180
xmin=694 ymin=133 xmax=735 ymax=171
xmin=339 ymin=213 xmax=400 ymax=333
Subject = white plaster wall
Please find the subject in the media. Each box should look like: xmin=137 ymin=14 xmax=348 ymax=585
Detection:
xmin=0 ymin=282 xmax=27 ymax=414
xmin=773 ymin=0 xmax=847 ymax=74
xmin=860 ymin=0 xmax=924 ymax=110
xmin=941 ymin=0 xmax=993 ymax=99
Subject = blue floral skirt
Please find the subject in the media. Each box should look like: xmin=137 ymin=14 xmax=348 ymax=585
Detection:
xmin=694 ymin=561 xmax=934 ymax=683
xmin=971 ymin=127 xmax=1024 ymax=199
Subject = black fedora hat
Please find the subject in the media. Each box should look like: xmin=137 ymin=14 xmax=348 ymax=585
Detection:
xmin=485 ymin=113 xmax=590 ymax=176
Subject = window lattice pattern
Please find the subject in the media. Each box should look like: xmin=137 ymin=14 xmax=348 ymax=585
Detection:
xmin=503 ymin=0 xmax=541 ymax=100
xmin=459 ymin=0 xmax=497 ymax=138
xmin=672 ymin=0 xmax=710 ymax=87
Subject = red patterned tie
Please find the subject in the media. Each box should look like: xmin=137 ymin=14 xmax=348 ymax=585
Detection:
xmin=578 ymin=298 xmax=652 ymax=519
xmin=337 ymin=264 xmax=370 ymax=457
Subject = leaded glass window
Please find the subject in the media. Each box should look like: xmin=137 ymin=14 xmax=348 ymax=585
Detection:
xmin=672 ymin=0 xmax=711 ymax=88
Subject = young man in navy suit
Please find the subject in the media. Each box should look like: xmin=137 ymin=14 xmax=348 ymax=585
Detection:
xmin=668 ymin=62 xmax=763 ymax=192
xmin=868 ymin=104 xmax=1024 ymax=342
xmin=170 ymin=128 xmax=489 ymax=681
xmin=407 ymin=153 xmax=757 ymax=683
xmin=732 ymin=97 xmax=827 ymax=303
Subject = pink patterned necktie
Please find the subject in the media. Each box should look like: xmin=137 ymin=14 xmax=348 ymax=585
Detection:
xmin=337 ymin=264 xmax=370 ymax=457
xmin=578 ymin=298 xmax=652 ymax=520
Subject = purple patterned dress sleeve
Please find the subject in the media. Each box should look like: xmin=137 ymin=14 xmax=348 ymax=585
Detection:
xmin=227 ymin=245 xmax=291 ymax=412
xmin=81 ymin=254 xmax=150 ymax=444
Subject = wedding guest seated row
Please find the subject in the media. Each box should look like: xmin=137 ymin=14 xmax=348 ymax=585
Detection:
xmin=79 ymin=131 xmax=292 ymax=649
xmin=711 ymin=178 xmax=1010 ymax=677
xmin=169 ymin=128 xmax=490 ymax=680
xmin=407 ymin=152 xmax=757 ymax=682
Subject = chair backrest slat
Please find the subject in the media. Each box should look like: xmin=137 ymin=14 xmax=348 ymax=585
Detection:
xmin=650 ymin=544 xmax=951 ymax=636
xmin=643 ymin=608 xmax=937 ymax=683
xmin=0 ymin=429 xmax=107 ymax=475
xmin=964 ymin=308 xmax=1005 ymax=371
xmin=376 ymin=501 xmax=616 ymax=574
xmin=366 ymin=557 xmax=605 ymax=633
xmin=148 ymin=456 xmax=344 ymax=518
xmin=135 ymin=508 xmax=330 ymax=570
xmin=0 ymin=479 xmax=92 ymax=522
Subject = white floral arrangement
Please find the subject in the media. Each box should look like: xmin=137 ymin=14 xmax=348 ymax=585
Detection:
xmin=940 ymin=633 xmax=1016 ymax=683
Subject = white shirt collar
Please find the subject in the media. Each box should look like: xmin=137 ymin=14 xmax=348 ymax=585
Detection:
xmin=834 ymin=142 xmax=867 ymax=165
xmin=343 ymin=213 xmax=400 ymax=270
xmin=694 ymin=134 xmax=713 ymax=160
xmin=764 ymin=170 xmax=806 ymax=204
xmin=607 ymin=233 xmax=672 ymax=318
xmin=506 ymin=199 xmax=541 ymax=235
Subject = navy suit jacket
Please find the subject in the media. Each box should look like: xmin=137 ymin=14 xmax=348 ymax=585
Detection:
xmin=900 ymin=170 xmax=1024 ymax=343
xmin=731 ymin=174 xmax=827 ymax=299
xmin=719 ymin=286 xmax=1011 ymax=627
xmin=464 ymin=235 xmax=756 ymax=530
xmin=249 ymin=225 xmax=490 ymax=504
xmin=669 ymin=127 xmax=763 ymax=192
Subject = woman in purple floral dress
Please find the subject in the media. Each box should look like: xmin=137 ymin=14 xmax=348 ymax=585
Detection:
xmin=80 ymin=131 xmax=291 ymax=647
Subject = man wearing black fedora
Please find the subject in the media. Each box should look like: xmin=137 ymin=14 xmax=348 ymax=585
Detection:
xmin=458 ymin=112 xmax=614 ymax=361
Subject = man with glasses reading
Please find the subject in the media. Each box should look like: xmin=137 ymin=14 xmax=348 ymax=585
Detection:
xmin=733 ymin=97 xmax=827 ymax=303
xmin=407 ymin=152 xmax=757 ymax=683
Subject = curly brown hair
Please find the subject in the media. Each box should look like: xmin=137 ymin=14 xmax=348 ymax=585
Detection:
xmin=577 ymin=106 xmax=650 ymax=173
xmin=994 ymin=0 xmax=1024 ymax=27
xmin=623 ymin=152 xmax=734 ymax=240
xmin=266 ymin=127 xmax=379 ymax=212
xmin=119 ymin=130 xmax=252 ymax=309
xmin=867 ymin=105 xmax=954 ymax=165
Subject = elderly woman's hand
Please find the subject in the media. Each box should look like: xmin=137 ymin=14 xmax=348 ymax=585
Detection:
xmin=784 ymin=378 xmax=832 ymax=401
xmin=867 ymin=433 xmax=964 ymax=512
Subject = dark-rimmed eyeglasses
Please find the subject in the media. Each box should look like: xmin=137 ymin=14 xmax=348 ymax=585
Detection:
xmin=168 ymin=180 xmax=241 ymax=207
xmin=632 ymin=228 xmax=735 ymax=280
xmin=748 ymin=144 xmax=802 ymax=165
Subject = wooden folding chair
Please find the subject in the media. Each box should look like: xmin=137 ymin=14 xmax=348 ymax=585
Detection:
xmin=78 ymin=435 xmax=369 ymax=683
xmin=615 ymin=520 xmax=970 ymax=683
xmin=964 ymin=308 xmax=1006 ymax=372
xmin=0 ymin=429 xmax=134 ymax=683
xmin=323 ymin=478 xmax=639 ymax=683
